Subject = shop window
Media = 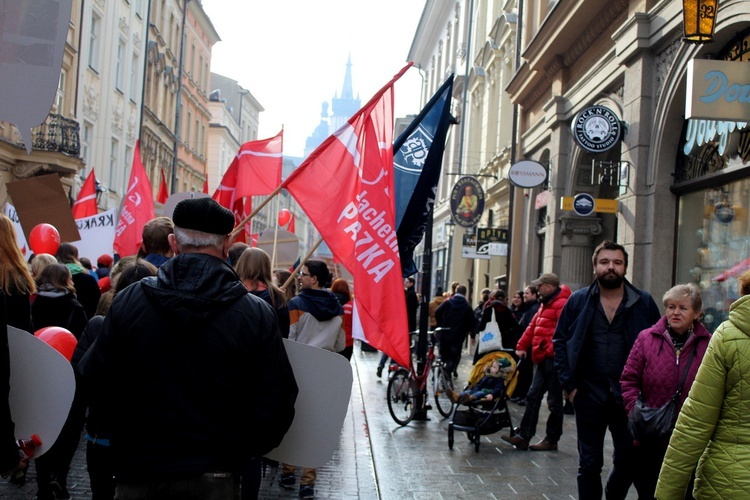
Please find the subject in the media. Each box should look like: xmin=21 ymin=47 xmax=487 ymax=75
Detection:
xmin=676 ymin=180 xmax=750 ymax=333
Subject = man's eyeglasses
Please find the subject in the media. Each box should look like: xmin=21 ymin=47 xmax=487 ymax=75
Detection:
xmin=298 ymin=272 xmax=311 ymax=277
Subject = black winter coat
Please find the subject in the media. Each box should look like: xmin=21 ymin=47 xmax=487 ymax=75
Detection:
xmin=78 ymin=253 xmax=298 ymax=482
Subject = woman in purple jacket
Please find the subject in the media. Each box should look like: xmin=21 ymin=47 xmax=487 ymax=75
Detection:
xmin=620 ymin=283 xmax=710 ymax=499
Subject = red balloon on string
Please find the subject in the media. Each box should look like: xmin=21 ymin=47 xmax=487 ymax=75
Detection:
xmin=278 ymin=209 xmax=292 ymax=227
xmin=34 ymin=327 xmax=78 ymax=361
xmin=28 ymin=223 xmax=60 ymax=255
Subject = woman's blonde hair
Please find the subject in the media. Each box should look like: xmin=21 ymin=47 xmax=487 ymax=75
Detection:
xmin=0 ymin=215 xmax=35 ymax=295
xmin=235 ymin=247 xmax=286 ymax=308
xmin=31 ymin=253 xmax=57 ymax=279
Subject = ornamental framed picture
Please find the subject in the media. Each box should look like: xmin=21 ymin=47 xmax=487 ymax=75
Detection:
xmin=450 ymin=176 xmax=484 ymax=228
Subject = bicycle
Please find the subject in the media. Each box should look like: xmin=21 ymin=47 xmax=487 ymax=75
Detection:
xmin=387 ymin=327 xmax=454 ymax=425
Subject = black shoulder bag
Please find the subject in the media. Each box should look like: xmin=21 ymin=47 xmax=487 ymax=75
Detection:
xmin=627 ymin=346 xmax=695 ymax=442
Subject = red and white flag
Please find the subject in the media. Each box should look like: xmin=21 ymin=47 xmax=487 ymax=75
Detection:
xmin=282 ymin=64 xmax=412 ymax=368
xmin=114 ymin=140 xmax=155 ymax=257
xmin=213 ymin=131 xmax=283 ymax=208
xmin=157 ymin=170 xmax=169 ymax=204
xmin=72 ymin=169 xmax=98 ymax=219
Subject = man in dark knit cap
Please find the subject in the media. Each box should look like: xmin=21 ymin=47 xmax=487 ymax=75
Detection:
xmin=79 ymin=197 xmax=298 ymax=499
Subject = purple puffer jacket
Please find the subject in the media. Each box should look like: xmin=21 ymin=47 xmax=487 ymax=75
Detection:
xmin=620 ymin=316 xmax=711 ymax=415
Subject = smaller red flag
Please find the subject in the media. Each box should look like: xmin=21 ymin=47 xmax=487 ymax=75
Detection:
xmin=72 ymin=170 xmax=98 ymax=219
xmin=157 ymin=170 xmax=169 ymax=204
xmin=114 ymin=140 xmax=156 ymax=257
xmin=288 ymin=213 xmax=295 ymax=233
xmin=202 ymin=179 xmax=209 ymax=194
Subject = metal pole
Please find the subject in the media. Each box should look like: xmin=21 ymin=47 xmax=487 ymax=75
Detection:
xmin=413 ymin=208 xmax=434 ymax=421
xmin=170 ymin=0 xmax=189 ymax=193
xmin=506 ymin=0 xmax=524 ymax=287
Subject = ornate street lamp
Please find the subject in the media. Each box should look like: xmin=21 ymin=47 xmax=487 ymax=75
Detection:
xmin=683 ymin=0 xmax=718 ymax=44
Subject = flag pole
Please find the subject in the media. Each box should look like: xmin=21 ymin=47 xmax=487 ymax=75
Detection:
xmin=229 ymin=184 xmax=283 ymax=239
xmin=282 ymin=238 xmax=323 ymax=291
xmin=271 ymin=195 xmax=281 ymax=269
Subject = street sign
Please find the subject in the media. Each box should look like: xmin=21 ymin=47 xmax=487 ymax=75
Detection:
xmin=461 ymin=233 xmax=490 ymax=260
xmin=508 ymin=160 xmax=547 ymax=188
xmin=561 ymin=195 xmax=619 ymax=215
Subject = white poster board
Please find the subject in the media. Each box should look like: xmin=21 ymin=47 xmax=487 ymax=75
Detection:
xmin=265 ymin=340 xmax=353 ymax=468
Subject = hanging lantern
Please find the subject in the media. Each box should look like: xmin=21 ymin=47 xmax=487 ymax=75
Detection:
xmin=683 ymin=0 xmax=718 ymax=44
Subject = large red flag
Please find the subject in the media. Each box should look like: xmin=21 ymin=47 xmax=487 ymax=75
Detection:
xmin=157 ymin=170 xmax=169 ymax=204
xmin=72 ymin=169 xmax=98 ymax=218
xmin=282 ymin=64 xmax=412 ymax=368
xmin=114 ymin=140 xmax=155 ymax=257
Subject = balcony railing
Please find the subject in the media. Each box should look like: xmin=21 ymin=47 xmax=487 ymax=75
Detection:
xmin=31 ymin=113 xmax=80 ymax=157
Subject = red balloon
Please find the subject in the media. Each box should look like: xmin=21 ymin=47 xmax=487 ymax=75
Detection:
xmin=28 ymin=223 xmax=60 ymax=255
xmin=34 ymin=327 xmax=77 ymax=361
xmin=278 ymin=209 xmax=292 ymax=227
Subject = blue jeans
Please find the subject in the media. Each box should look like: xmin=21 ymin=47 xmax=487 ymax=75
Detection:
xmin=574 ymin=391 xmax=634 ymax=500
xmin=519 ymin=358 xmax=563 ymax=442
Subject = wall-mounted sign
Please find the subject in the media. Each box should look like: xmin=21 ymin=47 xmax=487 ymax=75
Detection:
xmin=686 ymin=59 xmax=750 ymax=122
xmin=571 ymin=105 xmax=623 ymax=153
xmin=508 ymin=160 xmax=547 ymax=188
xmin=476 ymin=227 xmax=508 ymax=257
xmin=561 ymin=195 xmax=619 ymax=215
xmin=461 ymin=233 xmax=491 ymax=260
xmin=450 ymin=176 xmax=485 ymax=228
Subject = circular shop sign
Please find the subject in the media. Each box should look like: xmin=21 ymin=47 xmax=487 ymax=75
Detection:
xmin=508 ymin=160 xmax=547 ymax=188
xmin=573 ymin=193 xmax=595 ymax=217
xmin=571 ymin=105 xmax=622 ymax=154
xmin=450 ymin=176 xmax=485 ymax=228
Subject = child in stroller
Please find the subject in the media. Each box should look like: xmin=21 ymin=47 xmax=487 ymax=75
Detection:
xmin=447 ymin=358 xmax=513 ymax=405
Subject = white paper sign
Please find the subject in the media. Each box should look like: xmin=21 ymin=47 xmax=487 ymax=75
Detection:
xmin=265 ymin=340 xmax=353 ymax=468
xmin=7 ymin=326 xmax=76 ymax=457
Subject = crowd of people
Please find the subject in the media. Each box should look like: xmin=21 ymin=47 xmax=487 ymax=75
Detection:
xmin=0 ymin=199 xmax=361 ymax=500
xmin=4 ymin=201 xmax=750 ymax=500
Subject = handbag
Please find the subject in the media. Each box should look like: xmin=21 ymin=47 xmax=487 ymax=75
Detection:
xmin=628 ymin=346 xmax=695 ymax=442
xmin=477 ymin=307 xmax=504 ymax=355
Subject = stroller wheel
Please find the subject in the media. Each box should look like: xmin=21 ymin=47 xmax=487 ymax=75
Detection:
xmin=448 ymin=426 xmax=454 ymax=449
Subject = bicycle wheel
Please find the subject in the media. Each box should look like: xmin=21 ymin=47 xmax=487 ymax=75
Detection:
xmin=433 ymin=364 xmax=454 ymax=418
xmin=387 ymin=368 xmax=417 ymax=426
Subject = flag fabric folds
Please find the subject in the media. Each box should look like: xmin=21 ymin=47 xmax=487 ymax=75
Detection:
xmin=282 ymin=63 xmax=412 ymax=369
xmin=213 ymin=131 xmax=283 ymax=208
xmin=113 ymin=140 xmax=155 ymax=257
xmin=72 ymin=169 xmax=98 ymax=219
xmin=157 ymin=170 xmax=169 ymax=204
xmin=395 ymin=75 xmax=454 ymax=277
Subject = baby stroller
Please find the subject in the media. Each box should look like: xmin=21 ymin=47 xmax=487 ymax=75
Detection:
xmin=447 ymin=349 xmax=520 ymax=452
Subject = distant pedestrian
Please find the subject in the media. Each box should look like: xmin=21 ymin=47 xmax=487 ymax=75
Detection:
xmin=502 ymin=273 xmax=570 ymax=452
xmin=331 ymin=278 xmax=354 ymax=360
xmin=55 ymin=242 xmax=101 ymax=319
xmin=554 ymin=241 xmax=660 ymax=499
xmin=435 ymin=284 xmax=477 ymax=377
xmin=510 ymin=285 xmax=540 ymax=404
xmin=428 ymin=287 xmax=446 ymax=329
xmin=236 ymin=247 xmax=290 ymax=338
xmin=280 ymin=259 xmax=344 ymax=499
xmin=377 ymin=276 xmax=419 ymax=376
xmin=140 ymin=216 xmax=174 ymax=268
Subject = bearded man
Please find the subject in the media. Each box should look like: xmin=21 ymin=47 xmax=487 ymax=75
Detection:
xmin=553 ymin=241 xmax=660 ymax=500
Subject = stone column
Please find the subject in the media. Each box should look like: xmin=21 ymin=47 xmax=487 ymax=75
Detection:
xmin=560 ymin=215 xmax=602 ymax=290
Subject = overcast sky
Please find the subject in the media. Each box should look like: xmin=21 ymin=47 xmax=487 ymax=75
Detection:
xmin=202 ymin=0 xmax=426 ymax=158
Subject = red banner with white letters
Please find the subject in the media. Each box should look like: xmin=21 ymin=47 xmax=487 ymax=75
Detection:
xmin=282 ymin=64 xmax=412 ymax=369
xmin=113 ymin=140 xmax=155 ymax=257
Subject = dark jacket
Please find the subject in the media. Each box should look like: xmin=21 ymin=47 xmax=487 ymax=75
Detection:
xmin=0 ymin=290 xmax=19 ymax=472
xmin=478 ymin=300 xmax=521 ymax=346
xmin=5 ymin=284 xmax=32 ymax=333
xmin=71 ymin=315 xmax=107 ymax=442
xmin=31 ymin=288 xmax=88 ymax=338
xmin=67 ymin=263 xmax=101 ymax=320
xmin=251 ymin=289 xmax=290 ymax=339
xmin=553 ymin=280 xmax=661 ymax=395
xmin=518 ymin=300 xmax=541 ymax=332
xmin=78 ymin=253 xmax=298 ymax=482
xmin=435 ymin=294 xmax=477 ymax=344
xmin=405 ymin=285 xmax=419 ymax=333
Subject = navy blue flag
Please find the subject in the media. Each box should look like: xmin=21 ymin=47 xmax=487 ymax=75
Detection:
xmin=395 ymin=75 xmax=454 ymax=277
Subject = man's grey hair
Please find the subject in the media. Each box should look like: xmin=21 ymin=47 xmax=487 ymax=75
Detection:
xmin=174 ymin=227 xmax=226 ymax=251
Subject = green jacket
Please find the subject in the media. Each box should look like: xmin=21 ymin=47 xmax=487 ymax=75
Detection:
xmin=656 ymin=294 xmax=750 ymax=499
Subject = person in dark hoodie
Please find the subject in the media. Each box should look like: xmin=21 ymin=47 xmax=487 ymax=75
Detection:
xmin=55 ymin=243 xmax=101 ymax=319
xmin=280 ymin=259 xmax=344 ymax=499
xmin=78 ymin=197 xmax=298 ymax=500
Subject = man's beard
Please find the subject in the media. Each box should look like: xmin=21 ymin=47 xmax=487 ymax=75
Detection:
xmin=598 ymin=271 xmax=624 ymax=289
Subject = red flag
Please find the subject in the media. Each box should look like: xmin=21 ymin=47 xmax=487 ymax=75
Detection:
xmin=114 ymin=140 xmax=155 ymax=257
xmin=72 ymin=170 xmax=98 ymax=219
xmin=202 ymin=179 xmax=209 ymax=194
xmin=288 ymin=213 xmax=295 ymax=233
xmin=213 ymin=131 xmax=283 ymax=207
xmin=282 ymin=64 xmax=412 ymax=368
xmin=157 ymin=170 xmax=169 ymax=204
xmin=231 ymin=197 xmax=252 ymax=244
